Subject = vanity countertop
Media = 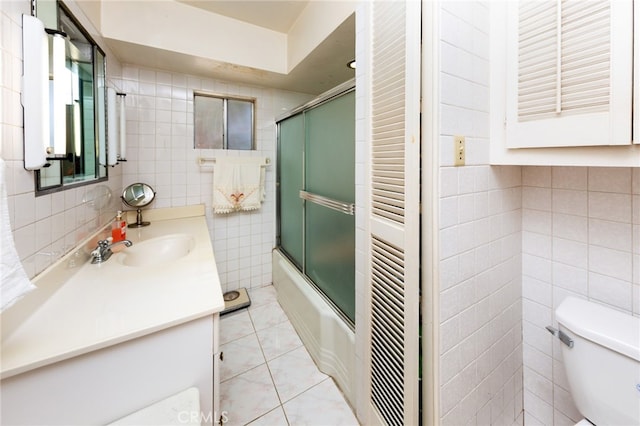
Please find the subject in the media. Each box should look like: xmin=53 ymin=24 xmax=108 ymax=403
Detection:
xmin=0 ymin=206 xmax=224 ymax=380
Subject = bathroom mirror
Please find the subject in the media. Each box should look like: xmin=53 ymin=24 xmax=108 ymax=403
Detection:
xmin=34 ymin=1 xmax=108 ymax=194
xmin=122 ymin=183 xmax=156 ymax=227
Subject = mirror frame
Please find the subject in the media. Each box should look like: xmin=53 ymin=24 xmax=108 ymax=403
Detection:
xmin=34 ymin=0 xmax=108 ymax=196
xmin=121 ymin=183 xmax=156 ymax=228
xmin=121 ymin=183 xmax=156 ymax=208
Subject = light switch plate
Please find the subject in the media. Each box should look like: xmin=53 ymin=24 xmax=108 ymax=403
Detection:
xmin=454 ymin=135 xmax=465 ymax=166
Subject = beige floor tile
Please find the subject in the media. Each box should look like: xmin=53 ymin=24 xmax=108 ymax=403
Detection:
xmin=268 ymin=346 xmax=328 ymax=403
xmin=283 ymin=379 xmax=358 ymax=426
xmin=220 ymin=333 xmax=265 ymax=381
xmin=221 ymin=364 xmax=280 ymax=426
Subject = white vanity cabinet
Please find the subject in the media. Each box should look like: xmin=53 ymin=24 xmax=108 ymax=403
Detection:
xmin=0 ymin=314 xmax=221 ymax=426
xmin=490 ymin=0 xmax=640 ymax=166
xmin=0 ymin=208 xmax=225 ymax=425
xmin=212 ymin=313 xmax=222 ymax=425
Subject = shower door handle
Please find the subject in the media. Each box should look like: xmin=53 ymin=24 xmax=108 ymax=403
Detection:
xmin=299 ymin=190 xmax=355 ymax=215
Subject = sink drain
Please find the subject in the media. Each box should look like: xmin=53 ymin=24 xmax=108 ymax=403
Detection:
xmin=223 ymin=290 xmax=240 ymax=302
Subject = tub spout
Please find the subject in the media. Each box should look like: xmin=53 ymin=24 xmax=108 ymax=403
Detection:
xmin=91 ymin=239 xmax=132 ymax=264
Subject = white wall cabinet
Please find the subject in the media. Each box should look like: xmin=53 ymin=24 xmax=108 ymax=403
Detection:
xmin=490 ymin=0 xmax=640 ymax=166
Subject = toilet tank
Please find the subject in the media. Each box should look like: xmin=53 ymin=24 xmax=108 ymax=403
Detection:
xmin=555 ymin=297 xmax=640 ymax=426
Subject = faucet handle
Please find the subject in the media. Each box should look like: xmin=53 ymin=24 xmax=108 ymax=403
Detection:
xmin=91 ymin=243 xmax=104 ymax=264
xmin=91 ymin=239 xmax=111 ymax=264
xmin=93 ymin=239 xmax=110 ymax=253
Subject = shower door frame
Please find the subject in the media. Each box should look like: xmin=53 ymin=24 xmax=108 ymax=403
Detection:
xmin=276 ymin=79 xmax=356 ymax=329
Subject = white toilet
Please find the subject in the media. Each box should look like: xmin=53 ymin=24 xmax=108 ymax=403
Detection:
xmin=555 ymin=297 xmax=640 ymax=426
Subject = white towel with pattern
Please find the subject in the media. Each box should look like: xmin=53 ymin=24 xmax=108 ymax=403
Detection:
xmin=213 ymin=157 xmax=265 ymax=214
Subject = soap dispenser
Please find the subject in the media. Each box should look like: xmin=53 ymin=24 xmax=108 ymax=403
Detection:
xmin=111 ymin=211 xmax=126 ymax=243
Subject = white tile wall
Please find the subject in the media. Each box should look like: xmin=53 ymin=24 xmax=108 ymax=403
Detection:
xmin=117 ymin=64 xmax=312 ymax=293
xmin=1 ymin=0 xmax=123 ymax=279
xmin=521 ymin=166 xmax=640 ymax=424
xmin=438 ymin=2 xmax=523 ymax=425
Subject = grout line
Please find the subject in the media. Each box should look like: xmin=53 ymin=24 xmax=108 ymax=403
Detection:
xmin=219 ymin=311 xmax=255 ymax=346
xmin=266 ymin=350 xmax=330 ymax=406
xmin=252 ymin=312 xmax=290 ymax=426
xmin=219 ymin=360 xmax=267 ymax=385
xmin=221 ymin=298 xmax=289 ymax=425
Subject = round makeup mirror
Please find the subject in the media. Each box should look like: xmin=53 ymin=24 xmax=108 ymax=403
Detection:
xmin=121 ymin=183 xmax=155 ymax=227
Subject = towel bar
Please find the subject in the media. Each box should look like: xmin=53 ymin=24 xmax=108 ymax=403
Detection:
xmin=197 ymin=157 xmax=270 ymax=166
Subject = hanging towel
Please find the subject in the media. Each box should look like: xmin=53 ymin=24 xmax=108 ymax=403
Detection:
xmin=213 ymin=157 xmax=266 ymax=214
xmin=0 ymin=158 xmax=36 ymax=312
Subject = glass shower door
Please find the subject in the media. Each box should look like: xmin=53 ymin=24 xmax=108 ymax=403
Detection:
xmin=278 ymin=114 xmax=304 ymax=269
xmin=304 ymin=92 xmax=355 ymax=323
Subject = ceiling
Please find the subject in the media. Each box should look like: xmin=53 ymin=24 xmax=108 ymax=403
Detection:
xmin=106 ymin=1 xmax=355 ymax=95
xmin=175 ymin=0 xmax=309 ymax=32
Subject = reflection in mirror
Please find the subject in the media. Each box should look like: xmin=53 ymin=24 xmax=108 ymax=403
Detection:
xmin=35 ymin=2 xmax=107 ymax=194
xmin=82 ymin=185 xmax=112 ymax=210
xmin=122 ymin=183 xmax=156 ymax=228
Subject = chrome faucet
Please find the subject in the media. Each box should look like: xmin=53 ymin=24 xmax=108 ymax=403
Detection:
xmin=91 ymin=239 xmax=132 ymax=264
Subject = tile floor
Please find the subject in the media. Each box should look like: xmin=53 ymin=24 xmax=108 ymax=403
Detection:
xmin=219 ymin=285 xmax=360 ymax=426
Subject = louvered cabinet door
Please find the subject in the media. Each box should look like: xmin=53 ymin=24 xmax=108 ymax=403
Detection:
xmin=365 ymin=0 xmax=421 ymax=425
xmin=505 ymin=0 xmax=633 ymax=148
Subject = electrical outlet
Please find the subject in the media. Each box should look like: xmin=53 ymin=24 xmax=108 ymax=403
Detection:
xmin=454 ymin=135 xmax=465 ymax=166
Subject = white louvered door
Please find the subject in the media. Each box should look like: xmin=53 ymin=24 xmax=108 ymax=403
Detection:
xmin=365 ymin=1 xmax=421 ymax=425
xmin=505 ymin=0 xmax=633 ymax=148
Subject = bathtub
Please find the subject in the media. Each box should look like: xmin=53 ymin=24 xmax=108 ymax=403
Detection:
xmin=272 ymin=249 xmax=355 ymax=407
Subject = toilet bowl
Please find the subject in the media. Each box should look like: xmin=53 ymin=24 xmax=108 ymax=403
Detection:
xmin=554 ymin=297 xmax=640 ymax=426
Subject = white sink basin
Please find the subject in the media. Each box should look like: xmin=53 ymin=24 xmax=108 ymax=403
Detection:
xmin=119 ymin=234 xmax=195 ymax=267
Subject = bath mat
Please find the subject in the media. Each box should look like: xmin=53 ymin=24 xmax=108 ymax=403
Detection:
xmin=221 ymin=287 xmax=251 ymax=315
